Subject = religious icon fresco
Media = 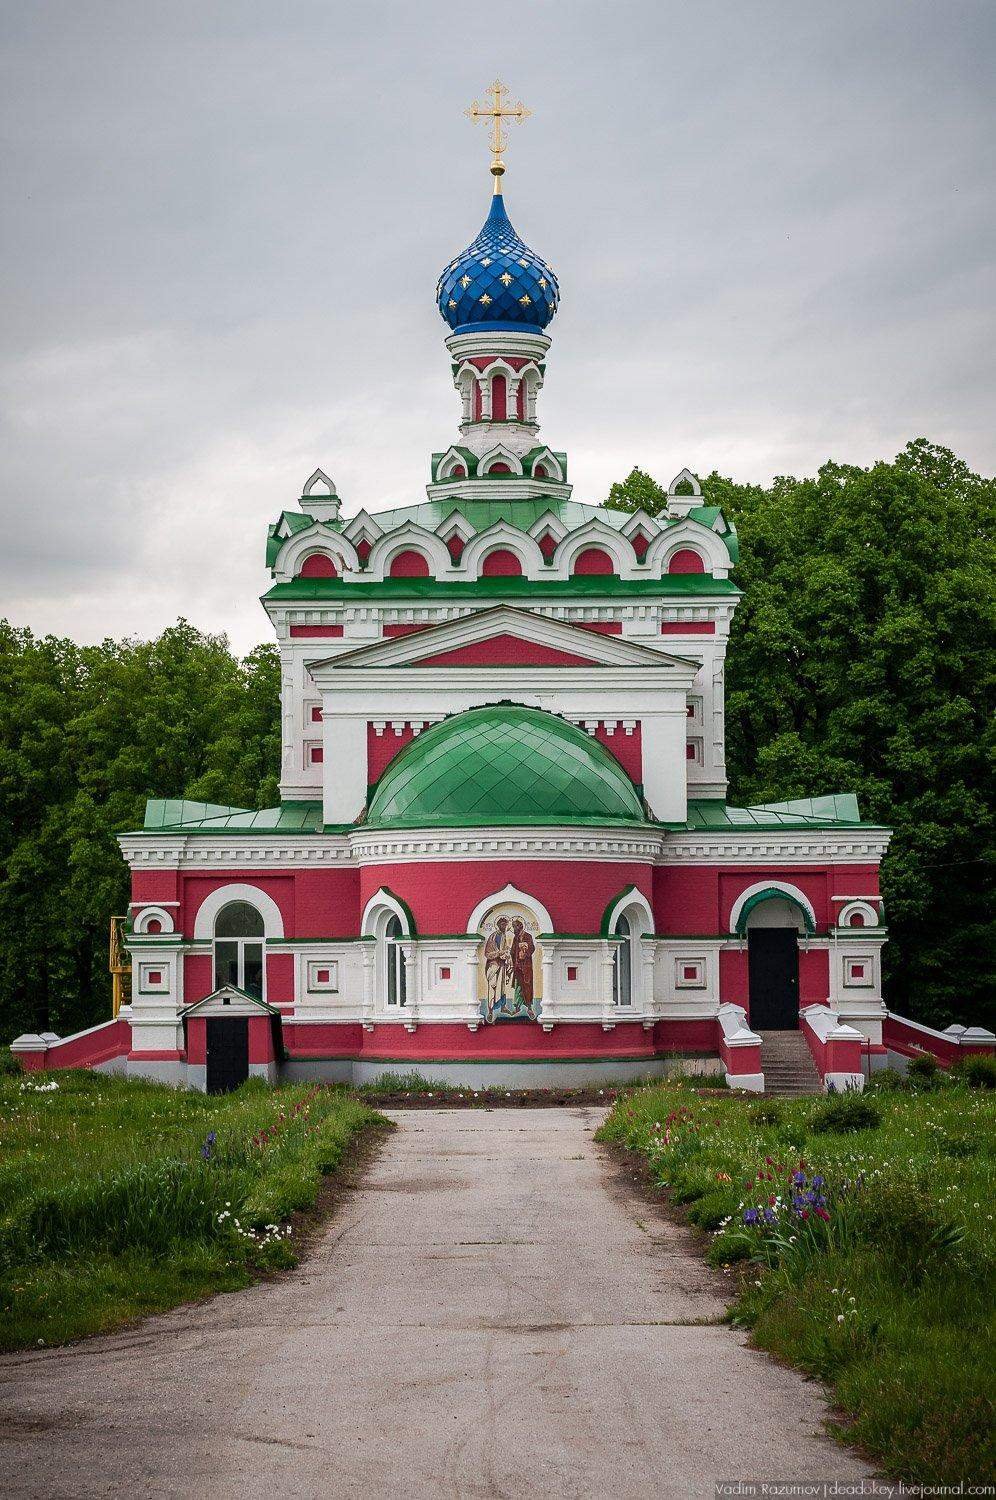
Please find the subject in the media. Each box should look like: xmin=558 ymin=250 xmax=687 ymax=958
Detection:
xmin=478 ymin=903 xmax=542 ymax=1023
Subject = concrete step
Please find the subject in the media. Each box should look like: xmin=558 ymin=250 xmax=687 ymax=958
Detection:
xmin=757 ymin=1029 xmax=822 ymax=1096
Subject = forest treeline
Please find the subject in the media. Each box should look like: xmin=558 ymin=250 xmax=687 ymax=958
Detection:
xmin=1 ymin=439 xmax=992 ymax=1038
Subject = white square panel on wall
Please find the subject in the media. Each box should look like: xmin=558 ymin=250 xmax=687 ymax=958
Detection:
xmin=560 ymin=955 xmax=591 ymax=986
xmin=138 ymin=962 xmax=170 ymax=994
xmin=307 ymin=960 xmax=339 ymax=992
xmin=674 ymin=957 xmax=706 ymax=989
xmin=843 ymin=956 xmax=873 ymax=988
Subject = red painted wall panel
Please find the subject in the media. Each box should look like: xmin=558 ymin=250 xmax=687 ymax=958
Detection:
xmin=359 ymin=860 xmax=653 ymax=935
xmin=184 ymin=953 xmax=214 ymax=1003
xmin=293 ymin=869 xmax=361 ymax=937
xmin=367 ymin=724 xmax=416 ymax=784
xmin=389 ymin=550 xmax=431 ymax=578
xmin=131 ymin=870 xmax=180 ymax=905
xmin=668 ymin=549 xmax=706 ymax=574
xmin=593 ymin=724 xmax=642 ymax=782
xmin=289 ymin=625 xmax=343 ymax=638
xmin=186 ymin=1017 xmax=207 ymax=1064
xmin=267 ymin=954 xmax=296 ymax=1006
xmin=480 ymin=548 xmax=522 ymax=577
xmin=413 ymin=634 xmax=597 ymax=668
xmin=660 ymin=622 xmax=715 ymax=635
xmin=248 ymin=1016 xmax=275 ymax=1063
xmin=573 ymin=547 xmax=615 ymax=576
xmin=299 ymin=553 xmax=337 ymax=578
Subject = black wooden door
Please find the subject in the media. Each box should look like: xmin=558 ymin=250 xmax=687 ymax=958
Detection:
xmin=747 ymin=930 xmax=800 ymax=1029
xmin=206 ymin=1017 xmax=249 ymax=1094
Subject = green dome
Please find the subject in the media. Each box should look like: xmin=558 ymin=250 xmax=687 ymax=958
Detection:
xmin=366 ymin=705 xmax=646 ymax=829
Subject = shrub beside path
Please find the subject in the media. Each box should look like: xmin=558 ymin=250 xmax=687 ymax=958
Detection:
xmin=0 ymin=1107 xmax=870 ymax=1499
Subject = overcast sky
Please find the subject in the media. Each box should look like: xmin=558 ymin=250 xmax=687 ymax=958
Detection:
xmin=2 ymin=1 xmax=994 ymax=653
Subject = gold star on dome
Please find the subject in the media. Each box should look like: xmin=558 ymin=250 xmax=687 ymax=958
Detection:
xmin=499 ymin=271 xmax=513 ymax=286
xmin=518 ymin=258 xmax=529 ymax=268
xmin=538 ymin=277 xmax=547 ymax=288
xmin=519 ymin=294 xmax=531 ymax=306
xmin=448 ymin=299 xmax=457 ymax=308
xmin=481 ymin=257 xmax=492 ymax=267
xmin=480 ymin=293 xmax=493 ymax=305
xmin=460 ymin=274 xmax=471 ymax=288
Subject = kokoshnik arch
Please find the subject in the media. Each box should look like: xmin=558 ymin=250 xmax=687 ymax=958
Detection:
xmin=18 ymin=82 xmax=991 ymax=1093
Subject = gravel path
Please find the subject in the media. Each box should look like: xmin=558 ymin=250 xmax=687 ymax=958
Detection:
xmin=0 ymin=1107 xmax=871 ymax=1498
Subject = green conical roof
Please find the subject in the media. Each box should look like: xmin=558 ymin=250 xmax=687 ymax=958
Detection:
xmin=365 ymin=705 xmax=646 ymax=829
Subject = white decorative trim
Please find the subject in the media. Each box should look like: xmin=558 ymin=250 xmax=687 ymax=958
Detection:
xmin=465 ymin=883 xmax=554 ymax=934
xmin=132 ymin=905 xmax=175 ymax=934
xmin=729 ymin=880 xmax=818 ymax=934
xmin=361 ymin=887 xmax=413 ymax=937
xmin=836 ymin=900 xmax=880 ymax=929
xmin=459 ymin=522 xmax=543 ymax=578
xmin=603 ymin=887 xmax=654 ymax=935
xmin=191 ymin=884 xmax=285 ymax=940
xmin=350 ymin=828 xmax=664 ymax=866
xmin=645 ymin=520 xmax=731 ymax=579
xmin=662 ymin=831 xmax=892 ymax=864
xmin=273 ymin=523 xmax=357 ymax=582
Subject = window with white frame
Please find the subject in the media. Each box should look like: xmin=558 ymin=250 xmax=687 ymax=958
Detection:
xmin=213 ymin=901 xmax=264 ymax=999
xmin=385 ymin=914 xmax=407 ymax=1007
xmin=612 ymin=913 xmax=634 ymax=1006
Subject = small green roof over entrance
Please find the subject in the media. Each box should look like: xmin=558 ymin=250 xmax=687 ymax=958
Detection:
xmin=365 ymin=705 xmax=647 ymax=829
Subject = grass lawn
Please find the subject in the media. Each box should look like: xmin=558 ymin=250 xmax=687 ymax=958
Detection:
xmin=0 ymin=1070 xmax=385 ymax=1352
xmin=597 ymin=1071 xmax=996 ymax=1484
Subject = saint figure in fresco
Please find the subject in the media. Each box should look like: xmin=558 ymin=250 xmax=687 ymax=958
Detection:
xmin=483 ymin=916 xmax=512 ymax=1021
xmin=511 ymin=917 xmax=536 ymax=1018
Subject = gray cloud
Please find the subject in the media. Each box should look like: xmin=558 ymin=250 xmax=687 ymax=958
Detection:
xmin=2 ymin=0 xmax=994 ymax=652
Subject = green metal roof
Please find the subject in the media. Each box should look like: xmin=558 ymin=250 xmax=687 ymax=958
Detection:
xmin=680 ymin=794 xmax=878 ymax=830
xmin=130 ymin=793 xmax=879 ymax=840
xmin=365 ymin=705 xmax=647 ymax=829
xmin=141 ymin=800 xmax=325 ymax=833
xmin=263 ymin=574 xmax=741 ymax=603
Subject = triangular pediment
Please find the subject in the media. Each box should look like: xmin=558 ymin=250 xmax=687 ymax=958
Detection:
xmin=180 ymin=985 xmax=280 ymax=1019
xmin=307 ymin=605 xmax=697 ymax=675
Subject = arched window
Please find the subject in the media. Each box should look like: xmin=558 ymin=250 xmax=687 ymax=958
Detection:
xmin=213 ymin=901 xmax=264 ymax=999
xmin=612 ymin=912 xmax=634 ymax=1007
xmin=385 ymin=914 xmax=407 ymax=1007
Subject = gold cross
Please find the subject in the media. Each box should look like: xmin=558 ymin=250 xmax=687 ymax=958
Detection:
xmin=465 ymin=80 xmax=531 ymax=189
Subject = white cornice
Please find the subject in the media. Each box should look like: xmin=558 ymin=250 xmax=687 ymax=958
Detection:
xmin=660 ymin=830 xmax=893 ymax=863
xmin=117 ymin=824 xmax=890 ymax=871
xmin=425 ymin=477 xmax=572 ymax=504
xmin=347 ymin=827 xmax=666 ymax=864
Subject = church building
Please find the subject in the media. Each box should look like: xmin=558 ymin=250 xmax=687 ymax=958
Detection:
xmin=26 ymin=85 xmax=991 ymax=1094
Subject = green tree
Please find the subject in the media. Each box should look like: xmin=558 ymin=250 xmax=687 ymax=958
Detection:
xmin=605 ymin=441 xmax=996 ymax=1029
xmin=604 ymin=466 xmax=669 ymax=515
xmin=0 ymin=622 xmax=280 ymax=1039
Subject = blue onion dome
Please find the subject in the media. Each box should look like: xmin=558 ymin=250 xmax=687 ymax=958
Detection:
xmin=436 ymin=191 xmax=560 ymax=334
